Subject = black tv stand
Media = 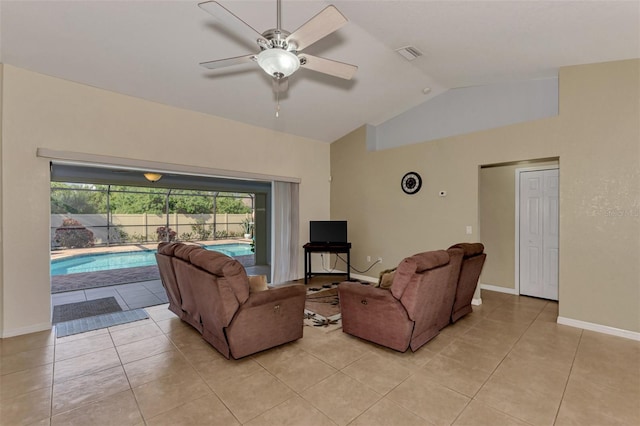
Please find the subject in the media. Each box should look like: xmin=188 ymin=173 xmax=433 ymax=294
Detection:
xmin=303 ymin=242 xmax=351 ymax=284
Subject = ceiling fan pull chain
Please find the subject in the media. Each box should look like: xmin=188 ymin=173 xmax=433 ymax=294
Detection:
xmin=275 ymin=88 xmax=281 ymax=118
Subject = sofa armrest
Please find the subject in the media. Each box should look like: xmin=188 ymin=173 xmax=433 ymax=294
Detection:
xmin=242 ymin=284 xmax=306 ymax=308
xmin=338 ymin=282 xmax=414 ymax=352
xmin=226 ymin=284 xmax=306 ymax=359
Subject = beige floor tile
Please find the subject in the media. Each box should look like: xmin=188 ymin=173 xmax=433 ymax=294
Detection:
xmin=557 ymin=374 xmax=640 ymax=425
xmin=453 ymin=400 xmax=530 ymax=425
xmin=215 ymin=369 xmax=295 ymax=423
xmin=0 ymin=330 xmax=55 ymax=357
xmin=421 ymin=354 xmax=492 ymax=397
xmin=419 ymin=332 xmax=457 ymax=353
xmin=475 ymin=373 xmax=561 ymax=426
xmin=52 ymin=365 xmax=130 ymax=415
xmin=192 ymin=352 xmax=263 ymax=391
xmin=254 ymin=346 xmax=337 ymax=392
xmin=122 ymin=349 xmax=194 ymax=388
xmin=107 ymin=318 xmax=154 ymax=333
xmin=439 ymin=339 xmax=507 ymax=373
xmin=146 ymin=393 xmax=239 ymax=426
xmin=342 ymin=351 xmax=412 ymax=395
xmin=54 ymin=332 xmax=114 ymax=362
xmin=0 ymin=345 xmax=55 ymax=376
xmin=27 ymin=418 xmax=51 ymax=426
xmin=55 ymin=328 xmax=109 ymax=345
xmin=301 ymin=372 xmax=380 ymax=426
xmin=144 ymin=304 xmax=177 ymax=322
xmin=572 ymin=332 xmax=640 ymax=393
xmin=508 ymin=339 xmax=576 ymax=375
xmin=372 ymin=344 xmax=438 ymax=372
xmin=155 ymin=316 xmax=191 ymax=334
xmin=0 ymin=387 xmax=52 ymax=426
xmin=468 ymin=317 xmax=531 ymax=339
xmin=485 ymin=305 xmax=541 ymax=324
xmin=387 ymin=374 xmax=470 ymax=425
xmin=53 ymin=347 xmax=121 ymax=384
xmin=50 ymin=389 xmax=142 ymax=426
xmin=245 ymin=395 xmax=336 ymax=426
xmin=458 ymin=326 xmax=520 ymax=356
xmin=109 ymin=322 xmax=163 ymax=347
xmin=0 ymin=363 xmax=53 ymax=401
xmin=132 ymin=367 xmax=212 ymax=420
xmin=492 ymin=354 xmax=570 ymax=399
xmin=350 ymin=397 xmax=431 ymax=426
xmin=299 ymin=331 xmax=370 ymax=370
xmin=115 ymin=334 xmax=174 ymax=364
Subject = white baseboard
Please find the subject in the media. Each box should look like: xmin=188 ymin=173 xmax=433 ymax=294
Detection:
xmin=557 ymin=316 xmax=640 ymax=341
xmin=1 ymin=322 xmax=52 ymax=338
xmin=480 ymin=283 xmax=518 ymax=295
xmin=472 ymin=298 xmax=482 ymax=306
xmin=348 ymin=273 xmax=377 ymax=283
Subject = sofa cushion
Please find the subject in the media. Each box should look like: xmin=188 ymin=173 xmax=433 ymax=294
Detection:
xmin=158 ymin=241 xmax=181 ymax=255
xmin=173 ymin=244 xmax=202 ymax=261
xmin=189 ymin=249 xmax=250 ymax=304
xmin=411 ymin=250 xmax=450 ymax=272
xmin=248 ymin=275 xmax=269 ymax=292
xmin=448 ymin=242 xmax=484 ymax=258
xmin=378 ymin=268 xmax=396 ymax=289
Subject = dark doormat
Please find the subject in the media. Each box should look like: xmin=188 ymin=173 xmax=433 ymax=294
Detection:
xmin=55 ymin=309 xmax=149 ymax=338
xmin=53 ymin=296 xmax=122 ymax=324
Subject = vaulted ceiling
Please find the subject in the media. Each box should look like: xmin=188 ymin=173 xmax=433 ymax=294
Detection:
xmin=1 ymin=1 xmax=638 ymax=142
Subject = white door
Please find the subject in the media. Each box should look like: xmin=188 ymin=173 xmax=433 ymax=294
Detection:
xmin=519 ymin=168 xmax=559 ymax=300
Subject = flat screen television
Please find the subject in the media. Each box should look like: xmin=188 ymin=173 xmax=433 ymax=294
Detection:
xmin=310 ymin=221 xmax=347 ymax=244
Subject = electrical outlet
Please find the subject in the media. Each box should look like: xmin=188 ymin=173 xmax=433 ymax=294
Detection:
xmin=466 ymin=225 xmax=472 ymax=235
xmin=377 ymin=257 xmax=383 ymax=263
xmin=366 ymin=255 xmax=371 ymax=262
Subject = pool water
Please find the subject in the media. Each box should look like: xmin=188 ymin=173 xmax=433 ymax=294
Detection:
xmin=51 ymin=243 xmax=253 ymax=276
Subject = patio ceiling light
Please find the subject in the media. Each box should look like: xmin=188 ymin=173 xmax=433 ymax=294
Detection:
xmin=143 ymin=172 xmax=163 ymax=182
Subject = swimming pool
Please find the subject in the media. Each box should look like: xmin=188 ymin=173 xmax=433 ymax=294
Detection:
xmin=51 ymin=243 xmax=253 ymax=276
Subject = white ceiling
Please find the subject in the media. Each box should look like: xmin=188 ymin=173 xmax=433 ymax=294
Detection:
xmin=1 ymin=0 xmax=638 ymax=143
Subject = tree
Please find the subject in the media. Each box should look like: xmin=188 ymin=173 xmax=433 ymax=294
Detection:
xmin=216 ymin=196 xmax=251 ymax=214
xmin=51 ymin=183 xmax=105 ymax=214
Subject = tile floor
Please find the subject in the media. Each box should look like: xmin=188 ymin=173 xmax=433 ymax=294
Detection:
xmin=2 ymin=290 xmax=639 ymax=426
xmin=51 ymin=280 xmax=170 ymax=312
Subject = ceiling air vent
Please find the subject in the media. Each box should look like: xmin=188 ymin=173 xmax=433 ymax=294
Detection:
xmin=395 ymin=46 xmax=423 ymax=61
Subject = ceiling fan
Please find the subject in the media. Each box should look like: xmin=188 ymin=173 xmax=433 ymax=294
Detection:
xmin=198 ymin=0 xmax=358 ymax=105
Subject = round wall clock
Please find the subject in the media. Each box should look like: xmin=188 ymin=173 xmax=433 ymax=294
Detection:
xmin=401 ymin=172 xmax=422 ymax=195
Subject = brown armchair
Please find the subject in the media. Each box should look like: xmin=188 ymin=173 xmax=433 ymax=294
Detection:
xmin=448 ymin=243 xmax=486 ymax=322
xmin=156 ymin=242 xmax=306 ymax=359
xmin=338 ymin=250 xmax=458 ymax=352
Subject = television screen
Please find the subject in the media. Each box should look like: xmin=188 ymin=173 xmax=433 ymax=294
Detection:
xmin=310 ymin=221 xmax=347 ymax=244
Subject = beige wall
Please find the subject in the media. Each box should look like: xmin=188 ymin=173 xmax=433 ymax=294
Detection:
xmin=0 ymin=64 xmax=4 ymax=334
xmin=479 ymin=159 xmax=558 ymax=290
xmin=0 ymin=65 xmax=331 ymax=336
xmin=331 ymin=60 xmax=640 ymax=333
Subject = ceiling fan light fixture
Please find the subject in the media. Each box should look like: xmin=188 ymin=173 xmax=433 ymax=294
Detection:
xmin=143 ymin=172 xmax=163 ymax=182
xmin=256 ymin=48 xmax=300 ymax=78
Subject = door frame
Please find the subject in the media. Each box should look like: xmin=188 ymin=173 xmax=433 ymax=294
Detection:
xmin=514 ymin=165 xmax=559 ymax=296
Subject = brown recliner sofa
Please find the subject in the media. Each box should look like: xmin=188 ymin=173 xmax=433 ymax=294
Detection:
xmin=338 ymin=250 xmax=459 ymax=352
xmin=448 ymin=242 xmax=486 ymax=323
xmin=155 ymin=242 xmax=306 ymax=359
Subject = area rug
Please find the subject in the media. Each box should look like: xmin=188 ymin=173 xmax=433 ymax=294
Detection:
xmin=304 ymin=285 xmax=342 ymax=331
xmin=55 ymin=309 xmax=149 ymax=338
xmin=52 ymin=296 xmax=122 ymax=324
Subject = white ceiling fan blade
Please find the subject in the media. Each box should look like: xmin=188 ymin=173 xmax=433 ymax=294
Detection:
xmin=198 ymin=1 xmax=266 ymax=45
xmin=300 ymin=55 xmax=357 ymax=80
xmin=285 ymin=5 xmax=347 ymax=51
xmin=200 ymin=54 xmax=256 ymax=70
